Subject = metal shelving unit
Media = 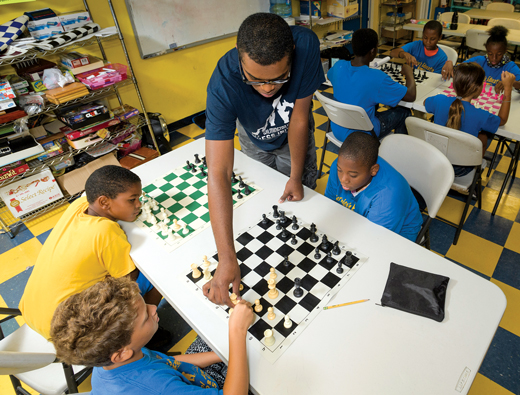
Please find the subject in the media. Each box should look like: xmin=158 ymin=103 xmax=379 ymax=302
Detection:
xmin=0 ymin=0 xmax=161 ymax=238
xmin=379 ymin=1 xmax=416 ymax=47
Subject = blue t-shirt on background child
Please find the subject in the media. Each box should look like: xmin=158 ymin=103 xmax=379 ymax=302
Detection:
xmin=424 ymin=94 xmax=501 ymax=136
xmin=327 ymin=61 xmax=407 ymax=142
xmin=463 ymin=56 xmax=520 ymax=85
xmin=401 ymin=40 xmax=447 ymax=74
xmin=91 ymin=348 xmax=222 ymax=395
xmin=324 ymin=157 xmax=423 ymax=242
xmin=205 ymin=26 xmax=325 ymax=152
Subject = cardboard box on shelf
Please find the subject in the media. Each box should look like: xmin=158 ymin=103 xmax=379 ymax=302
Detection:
xmin=58 ymin=12 xmax=91 ymax=32
xmin=0 ymin=169 xmax=63 ymax=218
xmin=382 ymin=27 xmax=408 ymax=39
xmin=327 ymin=0 xmax=358 ymax=18
xmin=56 ymin=152 xmax=120 ymax=195
xmin=27 ymin=18 xmax=64 ymax=40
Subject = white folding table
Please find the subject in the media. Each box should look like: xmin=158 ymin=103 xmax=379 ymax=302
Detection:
xmin=120 ymin=139 xmax=506 ymax=395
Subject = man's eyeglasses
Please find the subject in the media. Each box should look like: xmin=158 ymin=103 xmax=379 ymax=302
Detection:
xmin=238 ymin=60 xmax=291 ymax=86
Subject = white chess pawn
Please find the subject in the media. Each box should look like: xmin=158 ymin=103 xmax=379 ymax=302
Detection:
xmin=160 ymin=222 xmax=169 ymax=236
xmin=202 ymin=255 xmax=211 ymax=269
xmin=141 ymin=192 xmax=148 ymax=202
xmin=150 ymin=216 xmax=159 ymax=231
xmin=190 ymin=263 xmax=201 ymax=279
xmin=264 ymin=329 xmax=275 ymax=346
xmin=203 ymin=267 xmax=212 ymax=281
xmin=230 ymin=293 xmax=239 ymax=305
xmin=157 ymin=207 xmax=167 ymax=220
xmin=172 ymin=219 xmax=181 ymax=231
xmin=151 ymin=200 xmax=159 ymax=211
xmin=239 ymin=284 xmax=244 ymax=291
xmin=267 ymin=278 xmax=278 ymax=299
xmin=267 ymin=306 xmax=276 ymax=320
xmin=254 ymin=299 xmax=263 ymax=313
xmin=181 ymin=224 xmax=189 ymax=235
xmin=284 ymin=315 xmax=293 ymax=329
xmin=269 ymin=267 xmax=277 ymax=280
xmin=167 ymin=228 xmax=177 ymax=243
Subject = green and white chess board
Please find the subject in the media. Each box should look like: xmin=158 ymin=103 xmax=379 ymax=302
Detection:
xmin=136 ymin=158 xmax=262 ymax=253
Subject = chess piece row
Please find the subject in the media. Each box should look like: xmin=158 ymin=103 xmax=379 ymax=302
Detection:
xmin=233 ymin=174 xmax=252 ymax=199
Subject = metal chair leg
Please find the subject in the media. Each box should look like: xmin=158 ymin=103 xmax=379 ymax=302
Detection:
xmin=317 ymin=120 xmax=330 ymax=179
xmin=453 ymin=168 xmax=480 ymax=245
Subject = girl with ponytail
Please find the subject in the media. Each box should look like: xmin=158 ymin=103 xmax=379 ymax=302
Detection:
xmin=424 ymin=62 xmax=515 ymax=176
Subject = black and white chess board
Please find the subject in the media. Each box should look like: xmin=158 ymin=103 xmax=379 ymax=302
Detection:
xmin=380 ymin=63 xmax=430 ymax=85
xmin=183 ymin=210 xmax=368 ymax=363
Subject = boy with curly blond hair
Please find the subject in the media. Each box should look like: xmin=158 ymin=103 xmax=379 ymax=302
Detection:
xmin=51 ymin=276 xmax=254 ymax=394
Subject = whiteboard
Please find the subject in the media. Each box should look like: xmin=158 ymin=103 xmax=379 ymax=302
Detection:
xmin=125 ymin=0 xmax=269 ymax=59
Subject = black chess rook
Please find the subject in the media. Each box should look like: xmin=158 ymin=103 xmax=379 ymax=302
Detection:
xmin=273 ymin=205 xmax=280 ymax=218
xmin=345 ymin=251 xmax=355 ymax=268
xmin=194 ymin=154 xmax=201 ymax=164
xmin=293 ymin=277 xmax=303 ymax=298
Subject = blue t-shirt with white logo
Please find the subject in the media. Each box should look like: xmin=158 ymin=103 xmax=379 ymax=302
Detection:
xmin=463 ymin=55 xmax=520 ymax=85
xmin=205 ymin=26 xmax=325 ymax=151
xmin=328 ymin=61 xmax=407 ymax=141
xmin=324 ymin=157 xmax=422 ymax=242
xmin=401 ymin=40 xmax=447 ymax=74
xmin=424 ymin=94 xmax=500 ymax=137
xmin=92 ymin=348 xmax=222 ymax=395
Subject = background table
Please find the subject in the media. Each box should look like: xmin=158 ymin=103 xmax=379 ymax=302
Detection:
xmin=464 ymin=9 xmax=520 ymax=21
xmin=120 ymin=139 xmax=506 ymax=395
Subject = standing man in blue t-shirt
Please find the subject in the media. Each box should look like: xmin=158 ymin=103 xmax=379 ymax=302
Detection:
xmin=204 ymin=13 xmax=325 ymax=307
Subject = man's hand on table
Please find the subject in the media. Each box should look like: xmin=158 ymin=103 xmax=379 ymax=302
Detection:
xmin=203 ymin=258 xmax=242 ymax=308
xmin=279 ymin=178 xmax=304 ymax=203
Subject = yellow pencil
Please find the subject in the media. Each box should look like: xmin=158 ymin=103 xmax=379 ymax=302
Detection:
xmin=323 ymin=299 xmax=370 ymax=310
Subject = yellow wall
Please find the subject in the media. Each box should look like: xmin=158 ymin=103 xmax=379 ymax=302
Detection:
xmin=1 ymin=0 xmax=236 ymax=123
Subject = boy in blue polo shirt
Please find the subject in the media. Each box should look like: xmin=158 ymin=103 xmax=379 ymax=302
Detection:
xmin=325 ymin=132 xmax=423 ymax=242
xmin=391 ymin=20 xmax=448 ymax=74
xmin=328 ymin=28 xmax=416 ymax=142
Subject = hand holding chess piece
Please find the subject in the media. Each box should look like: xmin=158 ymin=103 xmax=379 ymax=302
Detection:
xmin=228 ymin=300 xmax=255 ymax=335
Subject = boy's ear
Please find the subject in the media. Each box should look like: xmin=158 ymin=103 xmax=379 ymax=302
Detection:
xmin=111 ymin=347 xmax=134 ymax=364
xmin=96 ymin=195 xmax=111 ymax=211
xmin=370 ymin=163 xmax=380 ymax=177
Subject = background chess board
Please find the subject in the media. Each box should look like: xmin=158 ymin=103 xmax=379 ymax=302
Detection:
xmin=440 ymin=86 xmax=503 ymax=115
xmin=136 ymin=157 xmax=262 ymax=253
xmin=183 ymin=211 xmax=368 ymax=363
xmin=380 ymin=64 xmax=430 ymax=85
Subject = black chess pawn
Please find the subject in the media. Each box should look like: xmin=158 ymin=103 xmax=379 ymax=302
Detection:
xmin=293 ymin=277 xmax=303 ymax=298
xmin=243 ymin=184 xmax=251 ymax=196
xmin=276 ymin=219 xmax=282 ymax=230
xmin=238 ymin=176 xmax=245 ymax=188
xmin=236 ymin=189 xmax=243 ymax=199
xmin=273 ymin=205 xmax=280 ymax=218
xmin=326 ymin=252 xmax=334 ymax=264
xmin=279 ymin=210 xmax=287 ymax=224
xmin=231 ymin=172 xmax=238 ymax=183
xmin=191 ymin=164 xmax=197 ymax=173
xmin=186 ymin=160 xmax=191 ymax=169
xmin=194 ymin=154 xmax=201 ymax=164
xmin=321 ymin=234 xmax=331 ymax=250
xmin=291 ymin=215 xmax=299 ymax=230
xmin=309 ymin=223 xmax=318 ymax=243
xmin=290 ymin=234 xmax=297 ymax=245
xmin=332 ymin=241 xmax=341 ymax=255
xmin=345 ymin=251 xmax=355 ymax=268
xmin=336 ymin=259 xmax=344 ymax=274
xmin=314 ymin=246 xmax=321 ymax=259
xmin=202 ymin=156 xmax=207 ymax=168
xmin=281 ymin=227 xmax=289 ymax=240
xmin=261 ymin=213 xmax=268 ymax=225
xmin=283 ymin=255 xmax=290 ymax=267
xmin=200 ymin=168 xmax=207 ymax=177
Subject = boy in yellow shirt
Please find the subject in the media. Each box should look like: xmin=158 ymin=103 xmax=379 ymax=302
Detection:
xmin=19 ymin=165 xmax=163 ymax=341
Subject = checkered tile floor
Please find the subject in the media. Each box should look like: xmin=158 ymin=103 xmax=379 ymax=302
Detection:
xmin=1 ymin=95 xmax=520 ymax=393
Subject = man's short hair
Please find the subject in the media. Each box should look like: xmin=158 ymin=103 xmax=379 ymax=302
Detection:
xmin=237 ymin=13 xmax=294 ymax=66
xmin=339 ymin=131 xmax=380 ymax=168
xmin=424 ymin=20 xmax=443 ymax=37
xmin=85 ymin=165 xmax=141 ymax=204
xmin=51 ymin=276 xmax=140 ymax=367
xmin=352 ymin=28 xmax=379 ymax=57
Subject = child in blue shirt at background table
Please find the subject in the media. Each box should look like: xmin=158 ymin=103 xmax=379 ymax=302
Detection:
xmin=424 ymin=62 xmax=515 ymax=176
xmin=324 ymin=132 xmax=422 ymax=242
xmin=390 ymin=20 xmax=449 ymax=74
xmin=443 ymin=26 xmax=520 ymax=92
xmin=328 ymin=28 xmax=416 ymax=142
xmin=51 ymin=276 xmax=255 ymax=395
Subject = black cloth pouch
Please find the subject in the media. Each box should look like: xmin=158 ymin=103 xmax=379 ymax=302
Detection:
xmin=381 ymin=262 xmax=450 ymax=322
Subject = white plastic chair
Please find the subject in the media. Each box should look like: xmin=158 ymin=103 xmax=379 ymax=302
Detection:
xmin=438 ymin=43 xmax=459 ymax=64
xmin=464 ymin=28 xmax=490 ymax=59
xmin=405 ymin=117 xmax=483 ymax=245
xmin=439 ymin=12 xmax=471 ymax=24
xmin=315 ymin=90 xmax=375 ymax=179
xmin=0 ymin=307 xmax=90 ymax=395
xmin=487 ymin=17 xmax=520 ymax=29
xmin=379 ymin=134 xmax=454 ymax=248
xmin=486 ymin=2 xmax=515 ymax=12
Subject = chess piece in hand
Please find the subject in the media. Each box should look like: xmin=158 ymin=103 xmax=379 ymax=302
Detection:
xmin=229 ymin=300 xmax=254 ymax=334
xmin=495 ymin=70 xmax=516 ymax=95
xmin=401 ymin=51 xmax=418 ymax=68
xmin=203 ymin=258 xmax=242 ymax=308
xmin=441 ymin=61 xmax=454 ymax=81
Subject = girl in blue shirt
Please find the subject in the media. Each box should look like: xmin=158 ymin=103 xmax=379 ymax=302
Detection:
xmin=444 ymin=26 xmax=520 ymax=92
xmin=425 ymin=62 xmax=515 ymax=176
